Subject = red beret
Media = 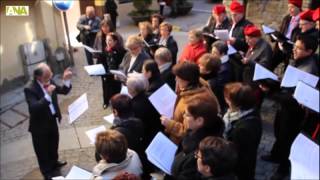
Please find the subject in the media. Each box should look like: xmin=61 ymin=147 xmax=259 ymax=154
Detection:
xmin=288 ymin=0 xmax=302 ymax=9
xmin=313 ymin=7 xmax=320 ymax=21
xmin=300 ymin=10 xmax=314 ymax=21
xmin=244 ymin=25 xmax=261 ymax=37
xmin=230 ymin=1 xmax=244 ymax=13
xmin=212 ymin=4 xmax=226 ymax=15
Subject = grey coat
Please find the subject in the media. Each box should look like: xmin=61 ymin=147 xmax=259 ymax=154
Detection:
xmin=242 ymin=38 xmax=273 ymax=83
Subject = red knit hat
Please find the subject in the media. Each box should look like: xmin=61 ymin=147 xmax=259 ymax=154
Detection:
xmin=300 ymin=9 xmax=314 ymax=21
xmin=288 ymin=0 xmax=303 ymax=9
xmin=313 ymin=7 xmax=320 ymax=21
xmin=244 ymin=25 xmax=261 ymax=37
xmin=212 ymin=4 xmax=226 ymax=15
xmin=230 ymin=1 xmax=244 ymax=13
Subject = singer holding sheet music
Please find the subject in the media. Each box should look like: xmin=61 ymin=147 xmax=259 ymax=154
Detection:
xmin=138 ymin=21 xmax=159 ymax=58
xmin=77 ymin=6 xmax=101 ymax=65
xmin=202 ymin=4 xmax=231 ymax=52
xmin=242 ymin=24 xmax=273 ymax=84
xmin=24 ymin=63 xmax=72 ymax=179
xmin=102 ymin=32 xmax=126 ymax=108
xmin=165 ymin=98 xmax=224 ymax=180
xmin=270 ymin=0 xmax=302 ymax=70
xmin=261 ymin=35 xmax=319 ymax=179
xmin=160 ymin=62 xmax=220 ymax=144
xmin=118 ymin=35 xmax=151 ymax=76
xmin=202 ymin=4 xmax=231 ymax=34
xmin=228 ymin=1 xmax=252 ymax=53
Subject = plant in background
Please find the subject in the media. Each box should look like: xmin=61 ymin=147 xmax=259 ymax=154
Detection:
xmin=176 ymin=0 xmax=193 ymax=16
xmin=128 ymin=0 xmax=155 ymax=24
xmin=131 ymin=0 xmax=152 ymax=15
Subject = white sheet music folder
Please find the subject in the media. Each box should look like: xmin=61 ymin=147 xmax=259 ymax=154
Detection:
xmin=145 ymin=132 xmax=178 ymax=175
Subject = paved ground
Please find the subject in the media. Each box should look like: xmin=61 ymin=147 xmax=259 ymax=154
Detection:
xmin=0 ymin=1 xmax=284 ymax=179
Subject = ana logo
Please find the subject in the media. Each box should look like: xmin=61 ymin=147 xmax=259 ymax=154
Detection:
xmin=6 ymin=6 xmax=29 ymax=16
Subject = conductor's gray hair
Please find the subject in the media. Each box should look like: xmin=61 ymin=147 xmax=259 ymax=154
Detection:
xmin=33 ymin=63 xmax=49 ymax=79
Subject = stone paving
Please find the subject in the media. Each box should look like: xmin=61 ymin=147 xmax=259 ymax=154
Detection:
xmin=0 ymin=1 xmax=284 ymax=179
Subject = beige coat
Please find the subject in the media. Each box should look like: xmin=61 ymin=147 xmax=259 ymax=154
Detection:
xmin=165 ymin=79 xmax=220 ymax=144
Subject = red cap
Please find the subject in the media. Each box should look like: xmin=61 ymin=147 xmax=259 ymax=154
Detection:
xmin=230 ymin=1 xmax=244 ymax=13
xmin=244 ymin=24 xmax=261 ymax=37
xmin=288 ymin=0 xmax=303 ymax=9
xmin=300 ymin=9 xmax=314 ymax=21
xmin=212 ymin=4 xmax=226 ymax=15
xmin=313 ymin=7 xmax=320 ymax=21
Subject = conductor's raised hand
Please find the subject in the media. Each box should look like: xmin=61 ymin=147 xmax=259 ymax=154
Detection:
xmin=46 ymin=85 xmax=56 ymax=95
xmin=63 ymin=67 xmax=73 ymax=80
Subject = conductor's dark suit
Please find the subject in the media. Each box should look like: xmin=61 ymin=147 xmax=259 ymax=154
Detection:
xmin=24 ymin=80 xmax=71 ymax=176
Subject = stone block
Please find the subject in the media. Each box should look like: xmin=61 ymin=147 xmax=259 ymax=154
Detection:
xmin=0 ymin=122 xmax=9 ymax=131
xmin=0 ymin=110 xmax=27 ymax=128
xmin=12 ymin=102 xmax=29 ymax=117
xmin=59 ymin=128 xmax=81 ymax=151
xmin=0 ymin=135 xmax=35 ymax=164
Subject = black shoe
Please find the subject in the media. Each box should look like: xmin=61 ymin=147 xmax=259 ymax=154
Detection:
xmin=44 ymin=173 xmax=54 ymax=180
xmin=44 ymin=169 xmax=62 ymax=180
xmin=261 ymin=154 xmax=281 ymax=163
xmin=54 ymin=160 xmax=67 ymax=169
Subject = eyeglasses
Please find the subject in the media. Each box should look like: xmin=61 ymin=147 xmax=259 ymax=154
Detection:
xmin=293 ymin=45 xmax=306 ymax=51
xmin=299 ymin=22 xmax=310 ymax=26
xmin=128 ymin=46 xmax=139 ymax=51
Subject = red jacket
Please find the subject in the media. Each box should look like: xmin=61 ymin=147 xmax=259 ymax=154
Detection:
xmin=179 ymin=41 xmax=207 ymax=64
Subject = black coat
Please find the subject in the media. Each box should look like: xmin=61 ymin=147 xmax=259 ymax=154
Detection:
xmin=119 ymin=50 xmax=150 ymax=75
xmin=161 ymin=67 xmax=176 ymax=91
xmin=131 ymin=92 xmax=163 ymax=144
xmin=298 ymin=28 xmax=319 ymax=42
xmin=279 ymin=14 xmax=300 ymax=42
xmin=99 ymin=48 xmax=126 ymax=105
xmin=141 ymin=33 xmax=160 ymax=58
xmin=199 ymin=174 xmax=237 ymax=180
xmin=230 ymin=18 xmax=252 ymax=53
xmin=226 ymin=109 xmax=262 ymax=180
xmin=270 ymin=14 xmax=300 ymax=70
xmin=202 ymin=17 xmax=231 ymax=52
xmin=203 ymin=17 xmax=231 ymax=34
xmin=111 ymin=116 xmax=145 ymax=154
xmin=290 ymin=54 xmax=319 ymax=76
xmin=168 ymin=123 xmax=224 ymax=180
xmin=161 ymin=36 xmax=178 ymax=65
xmin=24 ymin=80 xmax=71 ymax=133
xmin=104 ymin=0 xmax=118 ymax=17
xmin=147 ymin=76 xmax=165 ymax=96
xmin=101 ymin=47 xmax=127 ymax=71
xmin=202 ymin=60 xmax=233 ymax=113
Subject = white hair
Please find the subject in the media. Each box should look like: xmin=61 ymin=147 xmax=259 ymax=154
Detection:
xmin=126 ymin=73 xmax=149 ymax=94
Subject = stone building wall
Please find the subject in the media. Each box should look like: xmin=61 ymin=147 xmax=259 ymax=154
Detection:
xmin=223 ymin=0 xmax=311 ymax=29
